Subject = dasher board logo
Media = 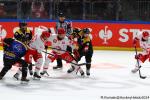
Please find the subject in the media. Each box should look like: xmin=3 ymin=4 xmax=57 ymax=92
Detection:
xmin=0 ymin=25 xmax=7 ymax=43
xmin=99 ymin=26 xmax=112 ymax=44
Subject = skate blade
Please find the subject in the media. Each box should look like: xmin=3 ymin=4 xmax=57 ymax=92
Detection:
xmin=13 ymin=76 xmax=19 ymax=81
xmin=131 ymin=69 xmax=139 ymax=74
xmin=68 ymin=72 xmax=85 ymax=78
xmin=33 ymin=77 xmax=41 ymax=80
xmin=86 ymin=74 xmax=90 ymax=77
xmin=40 ymin=72 xmax=49 ymax=77
xmin=53 ymin=68 xmax=63 ymax=71
xmin=79 ymin=74 xmax=85 ymax=78
xmin=20 ymin=81 xmax=29 ymax=84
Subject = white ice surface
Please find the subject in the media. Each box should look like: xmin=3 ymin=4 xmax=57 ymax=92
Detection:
xmin=0 ymin=50 xmax=150 ymax=100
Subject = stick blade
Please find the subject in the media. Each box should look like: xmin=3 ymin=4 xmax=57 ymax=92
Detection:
xmin=140 ymin=76 xmax=147 ymax=79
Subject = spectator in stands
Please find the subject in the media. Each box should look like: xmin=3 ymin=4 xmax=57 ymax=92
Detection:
xmin=31 ymin=1 xmax=48 ymax=19
xmin=0 ymin=3 xmax=6 ymax=18
xmin=21 ymin=0 xmax=31 ymax=19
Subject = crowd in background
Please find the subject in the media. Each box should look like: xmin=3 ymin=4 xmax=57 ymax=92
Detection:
xmin=0 ymin=0 xmax=150 ymax=21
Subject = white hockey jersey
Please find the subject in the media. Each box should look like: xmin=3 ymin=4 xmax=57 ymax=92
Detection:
xmin=48 ymin=34 xmax=74 ymax=54
xmin=29 ymin=27 xmax=46 ymax=53
xmin=29 ymin=27 xmax=74 ymax=54
xmin=136 ymin=34 xmax=150 ymax=54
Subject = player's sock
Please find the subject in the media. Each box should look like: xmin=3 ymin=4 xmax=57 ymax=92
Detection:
xmin=28 ymin=63 xmax=33 ymax=75
xmin=86 ymin=64 xmax=91 ymax=76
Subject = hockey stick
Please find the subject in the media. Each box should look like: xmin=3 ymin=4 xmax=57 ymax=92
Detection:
xmin=48 ymin=46 xmax=72 ymax=53
xmin=134 ymin=45 xmax=146 ymax=79
xmin=42 ymin=51 xmax=88 ymax=66
xmin=48 ymin=46 xmax=81 ymax=62
xmin=47 ymin=46 xmax=89 ymax=74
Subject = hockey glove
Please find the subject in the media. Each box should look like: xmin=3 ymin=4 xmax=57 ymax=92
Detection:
xmin=45 ymin=45 xmax=48 ymax=50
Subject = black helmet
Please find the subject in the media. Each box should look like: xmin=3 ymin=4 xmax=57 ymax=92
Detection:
xmin=58 ymin=12 xmax=65 ymax=17
xmin=19 ymin=21 xmax=27 ymax=28
xmin=83 ymin=28 xmax=90 ymax=34
xmin=73 ymin=27 xmax=80 ymax=33
xmin=71 ymin=32 xmax=78 ymax=38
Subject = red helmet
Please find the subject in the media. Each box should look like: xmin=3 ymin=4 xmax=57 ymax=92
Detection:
xmin=58 ymin=28 xmax=65 ymax=34
xmin=142 ymin=31 xmax=149 ymax=37
xmin=41 ymin=31 xmax=50 ymax=38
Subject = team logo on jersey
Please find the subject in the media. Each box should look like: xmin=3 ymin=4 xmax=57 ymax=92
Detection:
xmin=53 ymin=39 xmax=57 ymax=43
xmin=0 ymin=25 xmax=7 ymax=43
xmin=13 ymin=44 xmax=23 ymax=52
xmin=99 ymin=26 xmax=112 ymax=44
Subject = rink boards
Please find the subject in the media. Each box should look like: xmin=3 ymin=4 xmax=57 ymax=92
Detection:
xmin=0 ymin=19 xmax=150 ymax=51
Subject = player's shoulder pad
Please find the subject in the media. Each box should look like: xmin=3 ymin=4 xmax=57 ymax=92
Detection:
xmin=3 ymin=38 xmax=14 ymax=44
xmin=15 ymin=28 xmax=31 ymax=34
xmin=15 ymin=29 xmax=21 ymax=34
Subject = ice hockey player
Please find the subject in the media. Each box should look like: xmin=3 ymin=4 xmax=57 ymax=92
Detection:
xmin=53 ymin=12 xmax=72 ymax=70
xmin=40 ymin=28 xmax=84 ymax=76
xmin=13 ymin=27 xmax=51 ymax=80
xmin=132 ymin=31 xmax=150 ymax=73
xmin=13 ymin=22 xmax=33 ymax=79
xmin=67 ymin=28 xmax=93 ymax=76
xmin=24 ymin=28 xmax=51 ymax=79
xmin=0 ymin=38 xmax=29 ymax=83
xmin=14 ymin=21 xmax=32 ymax=45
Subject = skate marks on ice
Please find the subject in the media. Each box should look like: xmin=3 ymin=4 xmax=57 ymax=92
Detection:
xmin=0 ymin=51 xmax=149 ymax=92
xmin=0 ymin=74 xmax=136 ymax=92
xmin=0 ymin=69 xmax=149 ymax=94
xmin=0 ymin=65 xmax=140 ymax=91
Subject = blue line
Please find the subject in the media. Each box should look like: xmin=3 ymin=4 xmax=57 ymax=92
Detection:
xmin=0 ymin=19 xmax=150 ymax=24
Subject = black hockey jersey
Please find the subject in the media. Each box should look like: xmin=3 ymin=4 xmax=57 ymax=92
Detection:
xmin=14 ymin=28 xmax=32 ymax=44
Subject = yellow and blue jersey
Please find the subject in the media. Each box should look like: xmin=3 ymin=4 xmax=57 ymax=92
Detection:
xmin=3 ymin=38 xmax=27 ymax=60
xmin=14 ymin=28 xmax=32 ymax=44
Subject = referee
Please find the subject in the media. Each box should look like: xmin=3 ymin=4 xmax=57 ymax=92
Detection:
xmin=53 ymin=12 xmax=72 ymax=69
